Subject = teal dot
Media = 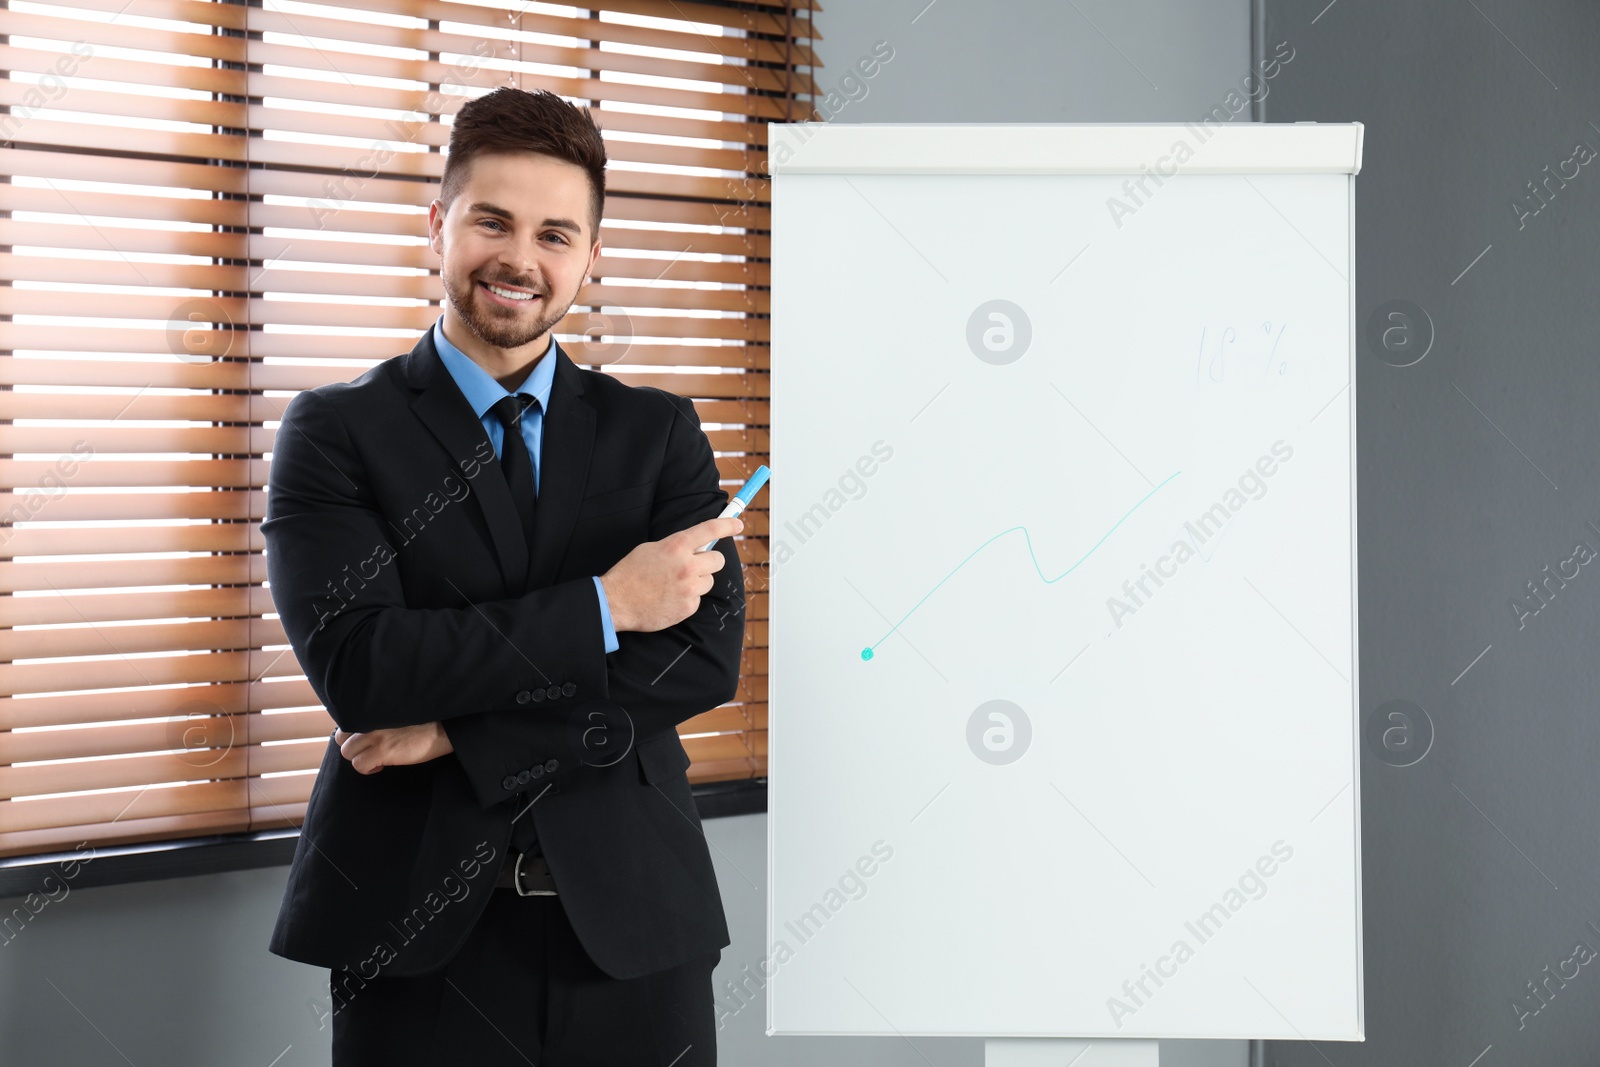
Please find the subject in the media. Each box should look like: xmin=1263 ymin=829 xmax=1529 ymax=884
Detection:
xmin=861 ymin=647 xmax=874 ymax=661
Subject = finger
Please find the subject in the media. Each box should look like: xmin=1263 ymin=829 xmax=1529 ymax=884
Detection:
xmin=677 ymin=515 xmax=743 ymax=546
xmin=339 ymin=733 xmax=369 ymax=762
xmin=352 ymin=741 xmax=386 ymax=774
xmin=693 ymin=549 xmax=727 ymax=575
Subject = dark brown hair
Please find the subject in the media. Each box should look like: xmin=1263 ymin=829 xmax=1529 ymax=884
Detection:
xmin=440 ymin=87 xmax=608 ymax=242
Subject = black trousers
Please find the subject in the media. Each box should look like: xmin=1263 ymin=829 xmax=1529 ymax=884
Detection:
xmin=330 ymin=885 xmax=720 ymax=1066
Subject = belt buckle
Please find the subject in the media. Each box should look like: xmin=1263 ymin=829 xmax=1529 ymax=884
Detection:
xmin=513 ymin=851 xmax=557 ymax=897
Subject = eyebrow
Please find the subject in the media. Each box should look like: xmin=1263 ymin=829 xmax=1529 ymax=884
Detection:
xmin=467 ymin=202 xmax=583 ymax=234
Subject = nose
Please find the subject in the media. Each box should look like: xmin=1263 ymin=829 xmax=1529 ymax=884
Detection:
xmin=496 ymin=232 xmax=542 ymax=287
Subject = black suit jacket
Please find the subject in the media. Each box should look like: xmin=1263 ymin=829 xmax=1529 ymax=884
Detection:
xmin=262 ymin=326 xmax=745 ymax=981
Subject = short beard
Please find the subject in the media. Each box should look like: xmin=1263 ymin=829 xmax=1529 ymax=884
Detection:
xmin=443 ymin=270 xmax=573 ymax=351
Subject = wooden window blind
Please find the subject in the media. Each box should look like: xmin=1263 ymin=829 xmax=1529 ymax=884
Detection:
xmin=0 ymin=0 xmax=809 ymax=860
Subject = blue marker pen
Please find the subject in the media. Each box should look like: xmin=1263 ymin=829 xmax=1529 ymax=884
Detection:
xmin=698 ymin=465 xmax=770 ymax=552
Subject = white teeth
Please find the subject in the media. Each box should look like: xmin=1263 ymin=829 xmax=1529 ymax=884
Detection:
xmin=485 ymin=283 xmax=537 ymax=301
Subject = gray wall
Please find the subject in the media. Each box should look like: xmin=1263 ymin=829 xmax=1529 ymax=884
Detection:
xmin=1259 ymin=1 xmax=1600 ymax=1065
xmin=0 ymin=2 xmax=1259 ymax=1063
xmin=809 ymin=0 xmax=1252 ymax=125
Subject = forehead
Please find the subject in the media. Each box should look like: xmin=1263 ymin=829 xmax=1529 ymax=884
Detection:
xmin=454 ymin=151 xmax=592 ymax=213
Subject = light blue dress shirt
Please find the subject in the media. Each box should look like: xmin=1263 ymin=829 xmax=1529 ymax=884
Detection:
xmin=432 ymin=316 xmax=619 ymax=654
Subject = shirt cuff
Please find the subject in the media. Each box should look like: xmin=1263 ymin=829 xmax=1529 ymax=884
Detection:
xmin=592 ymin=575 xmax=620 ymax=654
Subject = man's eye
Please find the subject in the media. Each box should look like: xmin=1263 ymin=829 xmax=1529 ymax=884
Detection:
xmin=480 ymin=219 xmax=504 ymax=231
xmin=544 ymin=233 xmax=568 ymax=245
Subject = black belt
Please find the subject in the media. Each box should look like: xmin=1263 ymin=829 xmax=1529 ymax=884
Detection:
xmin=495 ymin=850 xmax=558 ymax=896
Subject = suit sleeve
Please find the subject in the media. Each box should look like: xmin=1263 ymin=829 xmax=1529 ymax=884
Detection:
xmin=600 ymin=390 xmax=747 ymax=741
xmin=442 ymin=389 xmax=746 ymax=809
xmin=262 ymin=388 xmax=609 ymax=739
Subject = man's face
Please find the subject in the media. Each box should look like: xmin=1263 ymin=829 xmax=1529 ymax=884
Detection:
xmin=427 ymin=151 xmax=602 ymax=353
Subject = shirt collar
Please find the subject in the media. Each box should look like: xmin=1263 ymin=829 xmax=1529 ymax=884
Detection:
xmin=432 ymin=314 xmax=557 ymax=419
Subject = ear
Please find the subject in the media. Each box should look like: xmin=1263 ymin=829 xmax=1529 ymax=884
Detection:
xmin=426 ymin=199 xmax=444 ymax=254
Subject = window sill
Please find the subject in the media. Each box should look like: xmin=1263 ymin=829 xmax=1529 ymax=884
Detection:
xmin=0 ymin=777 xmax=767 ymax=899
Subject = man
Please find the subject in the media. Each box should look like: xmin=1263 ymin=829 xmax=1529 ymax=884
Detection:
xmin=262 ymin=87 xmax=746 ymax=1065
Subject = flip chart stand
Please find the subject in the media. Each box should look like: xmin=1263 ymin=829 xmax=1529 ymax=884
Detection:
xmin=985 ymin=1038 xmax=1158 ymax=1066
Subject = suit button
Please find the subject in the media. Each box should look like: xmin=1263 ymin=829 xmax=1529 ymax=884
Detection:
xmin=531 ymin=689 xmax=546 ymax=703
xmin=546 ymin=685 xmax=561 ymax=701
xmin=545 ymin=758 xmax=559 ymax=773
xmin=561 ymin=682 xmax=576 ymax=697
xmin=516 ymin=769 xmax=531 ymax=784
xmin=516 ymin=690 xmax=531 ymax=704
xmin=530 ymin=765 xmax=544 ymax=779
xmin=502 ymin=775 xmax=517 ymax=790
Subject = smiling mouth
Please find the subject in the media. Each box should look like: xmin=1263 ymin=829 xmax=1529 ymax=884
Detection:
xmin=478 ymin=280 xmax=543 ymax=305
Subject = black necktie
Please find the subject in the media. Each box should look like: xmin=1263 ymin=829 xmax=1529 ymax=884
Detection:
xmin=490 ymin=393 xmax=538 ymax=547
xmin=489 ymin=393 xmax=542 ymax=856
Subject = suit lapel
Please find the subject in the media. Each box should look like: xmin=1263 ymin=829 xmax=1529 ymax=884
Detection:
xmin=405 ymin=327 xmax=594 ymax=597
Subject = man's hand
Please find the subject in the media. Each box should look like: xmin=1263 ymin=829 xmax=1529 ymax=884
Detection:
xmin=334 ymin=722 xmax=454 ymax=775
xmin=600 ymin=515 xmax=743 ymax=633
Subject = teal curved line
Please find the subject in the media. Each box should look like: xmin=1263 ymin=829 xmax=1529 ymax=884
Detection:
xmin=862 ymin=470 xmax=1182 ymax=660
